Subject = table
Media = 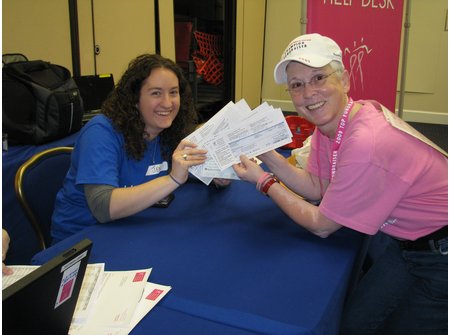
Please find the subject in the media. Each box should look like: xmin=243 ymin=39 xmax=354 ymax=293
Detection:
xmin=32 ymin=179 xmax=366 ymax=335
xmin=2 ymin=132 xmax=79 ymax=264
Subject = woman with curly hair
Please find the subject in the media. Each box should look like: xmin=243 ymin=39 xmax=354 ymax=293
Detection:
xmin=51 ymin=54 xmax=227 ymax=244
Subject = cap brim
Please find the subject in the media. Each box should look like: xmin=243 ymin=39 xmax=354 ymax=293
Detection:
xmin=273 ymin=56 xmax=334 ymax=84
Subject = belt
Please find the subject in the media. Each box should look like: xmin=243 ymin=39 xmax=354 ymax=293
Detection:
xmin=398 ymin=226 xmax=448 ymax=252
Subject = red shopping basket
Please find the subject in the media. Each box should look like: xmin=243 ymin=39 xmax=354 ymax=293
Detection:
xmin=283 ymin=116 xmax=315 ymax=149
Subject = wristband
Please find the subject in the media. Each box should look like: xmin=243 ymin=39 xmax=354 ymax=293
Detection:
xmin=261 ymin=176 xmax=279 ymax=196
xmin=169 ymin=173 xmax=182 ymax=186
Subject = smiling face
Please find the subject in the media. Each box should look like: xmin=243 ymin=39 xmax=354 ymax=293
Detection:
xmin=286 ymin=62 xmax=350 ymax=137
xmin=137 ymin=67 xmax=181 ymax=139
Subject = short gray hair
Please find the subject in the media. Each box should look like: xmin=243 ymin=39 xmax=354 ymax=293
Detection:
xmin=329 ymin=60 xmax=345 ymax=75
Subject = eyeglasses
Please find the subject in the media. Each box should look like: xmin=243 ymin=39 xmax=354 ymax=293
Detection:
xmin=286 ymin=71 xmax=337 ymax=96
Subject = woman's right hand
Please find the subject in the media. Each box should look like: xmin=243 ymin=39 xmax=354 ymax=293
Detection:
xmin=232 ymin=155 xmax=266 ymax=185
xmin=170 ymin=140 xmax=207 ymax=184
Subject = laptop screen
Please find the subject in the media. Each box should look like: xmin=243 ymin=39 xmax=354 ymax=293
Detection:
xmin=73 ymin=74 xmax=115 ymax=112
xmin=3 ymin=239 xmax=93 ymax=334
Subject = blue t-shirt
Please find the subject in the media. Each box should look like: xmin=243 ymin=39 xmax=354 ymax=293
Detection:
xmin=51 ymin=115 xmax=167 ymax=244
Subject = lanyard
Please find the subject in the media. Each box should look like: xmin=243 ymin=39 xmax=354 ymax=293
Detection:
xmin=316 ymin=98 xmax=354 ymax=197
xmin=330 ymin=98 xmax=354 ymax=180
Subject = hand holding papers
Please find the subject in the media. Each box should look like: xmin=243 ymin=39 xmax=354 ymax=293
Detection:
xmin=186 ymin=99 xmax=293 ymax=185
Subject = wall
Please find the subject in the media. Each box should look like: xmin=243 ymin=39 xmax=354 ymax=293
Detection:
xmin=261 ymin=0 xmax=303 ymax=112
xmin=398 ymin=0 xmax=448 ymax=124
xmin=158 ymin=0 xmax=176 ymax=61
xmin=261 ymin=0 xmax=448 ymax=125
xmin=3 ymin=0 xmax=73 ymax=72
xmin=234 ymin=0 xmax=266 ymax=109
xmin=3 ymin=0 xmax=156 ymax=82
xmin=77 ymin=0 xmax=156 ymax=81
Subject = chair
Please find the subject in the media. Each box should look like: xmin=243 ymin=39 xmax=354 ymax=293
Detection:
xmin=14 ymin=146 xmax=73 ymax=250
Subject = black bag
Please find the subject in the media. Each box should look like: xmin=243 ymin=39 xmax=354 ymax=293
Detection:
xmin=2 ymin=59 xmax=84 ymax=145
xmin=2 ymin=53 xmax=28 ymax=65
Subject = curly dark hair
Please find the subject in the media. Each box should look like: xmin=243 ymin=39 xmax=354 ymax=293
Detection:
xmin=102 ymin=54 xmax=199 ymax=161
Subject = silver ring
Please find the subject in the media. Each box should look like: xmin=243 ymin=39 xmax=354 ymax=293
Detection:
xmin=183 ymin=154 xmax=188 ymax=161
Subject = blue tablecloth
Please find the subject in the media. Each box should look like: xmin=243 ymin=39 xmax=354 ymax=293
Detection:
xmin=2 ymin=132 xmax=79 ymax=264
xmin=32 ymin=179 xmax=365 ymax=335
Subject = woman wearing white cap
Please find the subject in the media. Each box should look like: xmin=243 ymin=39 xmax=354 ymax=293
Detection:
xmin=233 ymin=33 xmax=447 ymax=335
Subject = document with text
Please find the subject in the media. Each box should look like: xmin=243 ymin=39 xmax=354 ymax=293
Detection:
xmin=186 ymin=99 xmax=292 ymax=184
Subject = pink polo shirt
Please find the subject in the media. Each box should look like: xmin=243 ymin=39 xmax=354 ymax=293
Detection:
xmin=307 ymin=100 xmax=448 ymax=240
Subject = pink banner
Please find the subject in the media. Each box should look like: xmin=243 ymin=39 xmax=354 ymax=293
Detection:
xmin=307 ymin=0 xmax=404 ymax=111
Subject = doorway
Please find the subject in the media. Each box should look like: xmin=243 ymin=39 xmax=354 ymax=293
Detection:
xmin=173 ymin=0 xmax=236 ymax=122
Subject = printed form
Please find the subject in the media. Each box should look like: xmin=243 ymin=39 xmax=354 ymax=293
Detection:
xmin=186 ymin=99 xmax=292 ymax=184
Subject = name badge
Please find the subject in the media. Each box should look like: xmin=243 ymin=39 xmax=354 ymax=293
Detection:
xmin=146 ymin=161 xmax=168 ymax=176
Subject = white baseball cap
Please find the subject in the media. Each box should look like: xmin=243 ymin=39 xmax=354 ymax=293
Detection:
xmin=274 ymin=33 xmax=343 ymax=84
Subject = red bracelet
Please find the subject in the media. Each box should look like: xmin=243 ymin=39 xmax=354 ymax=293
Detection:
xmin=261 ymin=177 xmax=278 ymax=196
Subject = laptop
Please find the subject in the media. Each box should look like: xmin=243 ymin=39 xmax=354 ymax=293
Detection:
xmin=3 ymin=239 xmax=93 ymax=334
xmin=73 ymin=74 xmax=115 ymax=124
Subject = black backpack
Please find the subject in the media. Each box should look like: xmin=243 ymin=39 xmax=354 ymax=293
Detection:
xmin=2 ymin=59 xmax=84 ymax=145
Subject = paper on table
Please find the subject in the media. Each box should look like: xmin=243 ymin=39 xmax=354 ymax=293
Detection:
xmin=69 ymin=281 xmax=171 ymax=335
xmin=69 ymin=268 xmax=152 ymax=334
xmin=127 ymin=282 xmax=172 ymax=330
xmin=2 ymin=265 xmax=39 ymax=289
xmin=71 ymin=263 xmax=105 ymax=323
xmin=82 ymin=268 xmax=152 ymax=327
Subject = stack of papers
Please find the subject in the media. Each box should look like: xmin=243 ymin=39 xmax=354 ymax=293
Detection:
xmin=70 ymin=265 xmax=171 ymax=335
xmin=3 ymin=264 xmax=171 ymax=335
xmin=186 ymin=99 xmax=293 ymax=185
